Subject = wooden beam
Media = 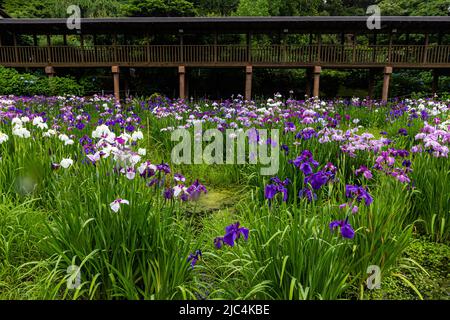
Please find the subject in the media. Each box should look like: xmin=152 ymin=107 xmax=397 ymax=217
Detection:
xmin=382 ymin=66 xmax=392 ymax=102
xmin=313 ymin=65 xmax=321 ymax=97
xmin=178 ymin=65 xmax=186 ymax=99
xmin=245 ymin=65 xmax=252 ymax=101
xmin=112 ymin=66 xmax=120 ymax=101
xmin=45 ymin=66 xmax=55 ymax=78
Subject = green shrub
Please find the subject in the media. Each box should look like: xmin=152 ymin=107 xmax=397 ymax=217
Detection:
xmin=0 ymin=67 xmax=84 ymax=96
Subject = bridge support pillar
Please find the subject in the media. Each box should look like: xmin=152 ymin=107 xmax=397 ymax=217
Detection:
xmin=179 ymin=66 xmax=186 ymax=99
xmin=112 ymin=66 xmax=120 ymax=101
xmin=382 ymin=66 xmax=392 ymax=102
xmin=312 ymin=66 xmax=321 ymax=98
xmin=245 ymin=65 xmax=253 ymax=101
xmin=45 ymin=66 xmax=55 ymax=78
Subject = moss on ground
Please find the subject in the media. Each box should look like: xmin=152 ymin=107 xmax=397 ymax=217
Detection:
xmin=366 ymin=237 xmax=449 ymax=300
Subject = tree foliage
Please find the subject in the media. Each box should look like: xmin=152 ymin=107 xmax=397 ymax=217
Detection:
xmin=123 ymin=0 xmax=197 ymax=17
xmin=4 ymin=0 xmax=124 ymax=18
xmin=4 ymin=0 xmax=450 ymax=18
xmin=377 ymin=0 xmax=450 ymax=16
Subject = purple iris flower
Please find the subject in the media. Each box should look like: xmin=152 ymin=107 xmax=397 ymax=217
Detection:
xmin=264 ymin=177 xmax=290 ymax=201
xmin=291 ymin=150 xmax=319 ymax=175
xmin=281 ymin=144 xmax=289 ymax=155
xmin=298 ymin=188 xmax=316 ymax=202
xmin=156 ymin=163 xmax=171 ymax=174
xmin=421 ymin=110 xmax=429 ymax=120
xmin=163 ymin=187 xmax=173 ymax=200
xmin=402 ymin=159 xmax=411 ymax=167
xmin=79 ymin=135 xmax=92 ymax=145
xmin=355 ymin=165 xmax=373 ymax=180
xmin=214 ymin=237 xmax=224 ymax=249
xmin=187 ymin=180 xmax=207 ymax=200
xmin=296 ymin=128 xmax=317 ymax=140
xmin=147 ymin=178 xmax=159 ymax=187
xmin=329 ymin=218 xmax=355 ymax=239
xmin=304 ymin=170 xmax=329 ymax=190
xmin=398 ymin=128 xmax=408 ymax=136
xmin=174 ymin=173 xmax=186 ymax=182
xmin=284 ymin=122 xmax=296 ymax=133
xmin=76 ymin=121 xmax=85 ymax=130
xmin=345 ymin=185 xmax=373 ymax=206
xmin=222 ymin=222 xmax=249 ymax=247
xmin=299 ymin=162 xmax=313 ymax=175
xmin=187 ymin=250 xmax=202 ymax=269
xmin=51 ymin=163 xmax=61 ymax=170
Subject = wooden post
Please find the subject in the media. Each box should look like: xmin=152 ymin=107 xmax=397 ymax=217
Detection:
xmin=352 ymin=34 xmax=356 ymax=63
xmin=112 ymin=66 xmax=120 ymax=101
xmin=312 ymin=66 xmax=321 ymax=97
xmin=33 ymin=34 xmax=38 ymax=46
xmin=382 ymin=66 xmax=392 ymax=102
xmin=178 ymin=65 xmax=186 ymax=99
xmin=245 ymin=65 xmax=252 ymax=101
xmin=63 ymin=34 xmax=67 ymax=46
xmin=45 ymin=66 xmax=55 ymax=78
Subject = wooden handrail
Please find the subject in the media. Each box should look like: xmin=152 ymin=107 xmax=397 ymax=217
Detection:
xmin=0 ymin=45 xmax=449 ymax=66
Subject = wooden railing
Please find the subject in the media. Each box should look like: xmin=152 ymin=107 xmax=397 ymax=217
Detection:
xmin=1 ymin=44 xmax=449 ymax=67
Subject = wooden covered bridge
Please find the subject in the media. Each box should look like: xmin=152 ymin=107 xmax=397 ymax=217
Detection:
xmin=1 ymin=16 xmax=450 ymax=100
